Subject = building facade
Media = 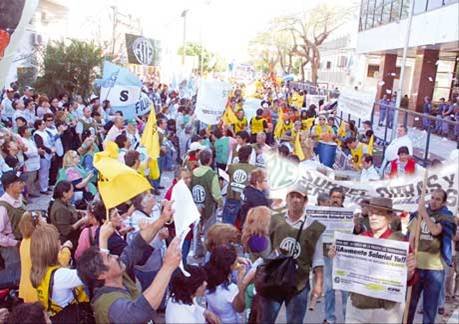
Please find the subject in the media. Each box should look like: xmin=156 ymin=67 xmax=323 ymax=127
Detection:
xmin=356 ymin=0 xmax=459 ymax=112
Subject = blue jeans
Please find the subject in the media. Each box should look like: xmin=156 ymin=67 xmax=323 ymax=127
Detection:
xmin=379 ymin=108 xmax=386 ymax=125
xmin=259 ymin=283 xmax=310 ymax=323
xmin=222 ymin=199 xmax=241 ymax=225
xmin=408 ymin=269 xmax=444 ymax=324
xmin=324 ymin=256 xmax=348 ymax=323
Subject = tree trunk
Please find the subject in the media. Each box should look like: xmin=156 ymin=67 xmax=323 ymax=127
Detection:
xmin=300 ymin=60 xmax=307 ymax=82
xmin=311 ymin=47 xmax=321 ymax=85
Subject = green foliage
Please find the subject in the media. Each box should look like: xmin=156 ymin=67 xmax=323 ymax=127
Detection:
xmin=177 ymin=42 xmax=222 ymax=73
xmin=34 ymin=39 xmax=103 ymax=99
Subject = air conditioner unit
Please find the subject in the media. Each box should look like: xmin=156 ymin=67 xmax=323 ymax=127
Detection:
xmin=31 ymin=33 xmax=43 ymax=46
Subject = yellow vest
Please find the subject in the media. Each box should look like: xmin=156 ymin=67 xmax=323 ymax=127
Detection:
xmin=251 ymin=117 xmax=265 ymax=134
xmin=234 ymin=117 xmax=247 ymax=133
xmin=36 ymin=266 xmax=89 ymax=316
xmin=314 ymin=125 xmax=333 ymax=137
xmin=350 ymin=143 xmax=365 ymax=170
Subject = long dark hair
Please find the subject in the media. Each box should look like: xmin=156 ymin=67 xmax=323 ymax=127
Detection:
xmin=169 ymin=265 xmax=208 ymax=305
xmin=204 ymin=244 xmax=237 ymax=293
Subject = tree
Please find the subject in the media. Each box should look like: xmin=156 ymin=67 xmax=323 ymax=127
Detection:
xmin=279 ymin=4 xmax=352 ymax=84
xmin=34 ymin=39 xmax=103 ymax=98
xmin=177 ymin=42 xmax=219 ymax=74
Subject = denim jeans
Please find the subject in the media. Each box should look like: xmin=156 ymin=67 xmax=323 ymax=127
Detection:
xmin=379 ymin=108 xmax=386 ymax=125
xmin=182 ymin=239 xmax=191 ymax=265
xmin=407 ymin=269 xmax=445 ymax=324
xmin=324 ymin=256 xmax=348 ymax=323
xmin=258 ymin=283 xmax=310 ymax=323
xmin=222 ymin=198 xmax=241 ymax=225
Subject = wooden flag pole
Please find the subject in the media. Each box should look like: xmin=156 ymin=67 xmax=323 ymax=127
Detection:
xmin=402 ymin=169 xmax=428 ymax=324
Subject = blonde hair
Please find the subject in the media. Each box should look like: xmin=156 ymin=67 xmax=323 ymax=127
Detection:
xmin=205 ymin=224 xmax=240 ymax=253
xmin=62 ymin=150 xmax=79 ymax=168
xmin=30 ymin=223 xmax=60 ymax=288
xmin=241 ymin=206 xmax=271 ymax=249
xmin=18 ymin=211 xmax=41 ymax=239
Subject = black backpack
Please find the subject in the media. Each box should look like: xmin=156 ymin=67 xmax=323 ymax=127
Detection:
xmin=254 ymin=220 xmax=305 ymax=302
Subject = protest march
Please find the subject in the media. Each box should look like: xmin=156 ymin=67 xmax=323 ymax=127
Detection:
xmin=0 ymin=1 xmax=459 ymax=324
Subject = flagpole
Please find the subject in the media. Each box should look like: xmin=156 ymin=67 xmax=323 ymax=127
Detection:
xmin=402 ymin=169 xmax=428 ymax=324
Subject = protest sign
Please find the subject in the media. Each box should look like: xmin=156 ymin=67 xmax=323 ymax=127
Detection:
xmin=306 ymin=206 xmax=355 ymax=243
xmin=332 ymin=232 xmax=409 ymax=303
xmin=338 ymin=88 xmax=375 ymax=121
xmin=125 ymin=33 xmax=160 ymax=66
xmin=266 ymin=153 xmax=459 ymax=212
xmin=305 ymin=95 xmax=327 ymax=109
xmin=195 ymin=79 xmax=232 ymax=125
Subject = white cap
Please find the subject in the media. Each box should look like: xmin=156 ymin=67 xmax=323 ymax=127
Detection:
xmin=188 ymin=142 xmax=207 ymax=152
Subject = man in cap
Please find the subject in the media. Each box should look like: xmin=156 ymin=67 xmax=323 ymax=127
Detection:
xmin=19 ymin=86 xmax=34 ymax=105
xmin=258 ymin=184 xmax=325 ymax=323
xmin=0 ymin=171 xmax=27 ymax=288
xmin=329 ymin=197 xmax=416 ymax=323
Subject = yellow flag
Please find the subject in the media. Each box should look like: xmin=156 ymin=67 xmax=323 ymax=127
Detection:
xmin=368 ymin=135 xmax=374 ymax=156
xmin=337 ymin=121 xmax=346 ymax=138
xmin=94 ymin=149 xmax=152 ymax=209
xmin=294 ymin=132 xmax=305 ymax=161
xmin=140 ymin=106 xmax=160 ymax=160
xmin=274 ymin=109 xmax=285 ymax=139
xmin=222 ymin=105 xmax=239 ymax=125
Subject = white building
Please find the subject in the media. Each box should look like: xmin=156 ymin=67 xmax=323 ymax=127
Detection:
xmin=6 ymin=0 xmax=69 ymax=86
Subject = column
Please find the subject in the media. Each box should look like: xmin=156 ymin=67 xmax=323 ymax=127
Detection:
xmin=409 ymin=49 xmax=439 ymax=113
xmin=375 ymin=53 xmax=397 ymax=100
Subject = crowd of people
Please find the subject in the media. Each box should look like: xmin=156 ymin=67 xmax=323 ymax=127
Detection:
xmin=0 ymin=76 xmax=457 ymax=324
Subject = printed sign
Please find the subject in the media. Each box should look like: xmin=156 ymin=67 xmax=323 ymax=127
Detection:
xmin=333 ymin=232 xmax=409 ymax=303
xmin=306 ymin=206 xmax=355 ymax=243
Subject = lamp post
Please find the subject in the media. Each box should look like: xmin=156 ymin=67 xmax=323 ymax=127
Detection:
xmin=181 ymin=9 xmax=189 ymax=66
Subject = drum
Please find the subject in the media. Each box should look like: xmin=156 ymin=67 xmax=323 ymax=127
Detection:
xmin=317 ymin=141 xmax=337 ymax=168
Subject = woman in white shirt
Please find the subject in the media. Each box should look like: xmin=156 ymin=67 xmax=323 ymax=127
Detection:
xmin=204 ymin=245 xmax=250 ymax=324
xmin=18 ymin=126 xmax=41 ymax=197
xmin=165 ymin=265 xmax=219 ymax=324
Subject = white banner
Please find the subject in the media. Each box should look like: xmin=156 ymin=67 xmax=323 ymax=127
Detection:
xmin=195 ymin=79 xmax=232 ymax=125
xmin=306 ymin=206 xmax=355 ymax=243
xmin=338 ymin=88 xmax=376 ymax=121
xmin=306 ymin=95 xmax=327 ymax=109
xmin=266 ymin=153 xmax=459 ymax=212
xmin=332 ymin=232 xmax=409 ymax=303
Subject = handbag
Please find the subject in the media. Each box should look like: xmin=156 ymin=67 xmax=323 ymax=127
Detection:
xmin=254 ymin=220 xmax=305 ymax=302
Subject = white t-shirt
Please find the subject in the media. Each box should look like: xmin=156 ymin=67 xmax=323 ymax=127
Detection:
xmin=206 ymin=283 xmax=241 ymax=324
xmin=165 ymin=299 xmax=206 ymax=324
xmin=52 ymin=268 xmax=84 ymax=308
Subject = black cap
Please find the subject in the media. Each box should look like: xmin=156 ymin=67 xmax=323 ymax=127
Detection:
xmin=1 ymin=171 xmax=27 ymax=188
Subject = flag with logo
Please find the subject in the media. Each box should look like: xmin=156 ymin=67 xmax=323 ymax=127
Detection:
xmin=95 ymin=61 xmax=151 ymax=118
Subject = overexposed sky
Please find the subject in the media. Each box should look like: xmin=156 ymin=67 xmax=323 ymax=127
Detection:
xmin=67 ymin=0 xmax=358 ymax=62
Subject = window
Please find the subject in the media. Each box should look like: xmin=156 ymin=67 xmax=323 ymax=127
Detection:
xmin=381 ymin=0 xmax=393 ymax=24
xmin=391 ymin=0 xmax=402 ymax=21
xmin=366 ymin=0 xmax=376 ymax=29
xmin=427 ymin=0 xmax=445 ymax=10
xmin=367 ymin=64 xmax=380 ymax=78
xmin=360 ymin=0 xmax=369 ymax=31
xmin=413 ymin=0 xmax=428 ymax=14
xmin=401 ymin=0 xmax=411 ymax=19
xmin=326 ymin=61 xmax=332 ymax=69
xmin=374 ymin=0 xmax=385 ymax=25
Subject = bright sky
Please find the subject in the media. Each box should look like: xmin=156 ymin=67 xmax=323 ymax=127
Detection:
xmin=67 ymin=0 xmax=357 ymax=62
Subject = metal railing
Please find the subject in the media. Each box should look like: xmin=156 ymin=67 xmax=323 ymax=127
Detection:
xmin=336 ymin=103 xmax=459 ymax=167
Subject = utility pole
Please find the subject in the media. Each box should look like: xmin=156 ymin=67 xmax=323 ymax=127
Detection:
xmin=391 ymin=0 xmax=415 ymax=140
xmin=111 ymin=5 xmax=117 ymax=57
xmin=181 ymin=9 xmax=189 ymax=66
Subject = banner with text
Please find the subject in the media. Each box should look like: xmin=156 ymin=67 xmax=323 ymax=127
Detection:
xmin=332 ymin=232 xmax=409 ymax=303
xmin=338 ymin=89 xmax=375 ymax=121
xmin=306 ymin=206 xmax=355 ymax=243
xmin=195 ymin=79 xmax=232 ymax=125
xmin=266 ymin=153 xmax=458 ymax=212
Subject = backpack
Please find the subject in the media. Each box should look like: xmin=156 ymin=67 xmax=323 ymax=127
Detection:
xmin=254 ymin=220 xmax=305 ymax=302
